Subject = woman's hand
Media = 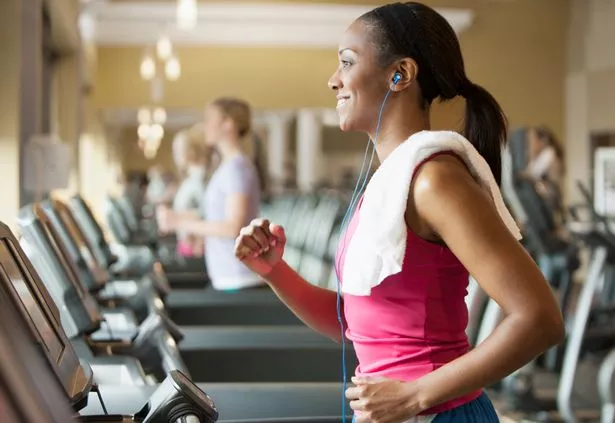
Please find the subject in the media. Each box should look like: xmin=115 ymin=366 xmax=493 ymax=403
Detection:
xmin=156 ymin=205 xmax=175 ymax=234
xmin=234 ymin=218 xmax=286 ymax=277
xmin=345 ymin=376 xmax=423 ymax=423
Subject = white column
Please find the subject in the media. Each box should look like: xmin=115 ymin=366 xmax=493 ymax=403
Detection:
xmin=565 ymin=73 xmax=589 ymax=206
xmin=296 ymin=109 xmax=323 ymax=192
xmin=264 ymin=111 xmax=293 ymax=193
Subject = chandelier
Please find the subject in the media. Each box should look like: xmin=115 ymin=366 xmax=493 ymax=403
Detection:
xmin=137 ymin=107 xmax=167 ymax=159
xmin=134 ymin=0 xmax=197 ymax=159
xmin=139 ymin=36 xmax=181 ymax=82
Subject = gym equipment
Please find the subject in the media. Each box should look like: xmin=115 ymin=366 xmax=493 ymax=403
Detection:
xmin=0 ymin=232 xmax=219 ymax=421
xmin=105 ymin=194 xmax=208 ymax=287
xmin=17 ymin=205 xmax=190 ymax=381
xmin=39 ymin=199 xmax=166 ymax=321
xmin=482 ymin=131 xmax=580 ymax=409
xmin=478 ymin=179 xmax=615 ymax=421
xmin=0 ymin=256 xmax=79 ymax=422
xmin=18 ymin=204 xmax=360 ymax=383
xmin=283 ymin=195 xmax=320 ymax=269
xmin=465 ymin=277 xmax=488 ymax=346
xmin=46 ymin=197 xmax=301 ymax=327
xmin=167 ymin=287 xmax=303 ymax=326
xmin=69 ymin=195 xmax=316 ymax=327
xmin=70 ymin=195 xmax=170 ymax=289
xmin=0 ymin=220 xmax=353 ymax=421
xmin=296 ymin=196 xmax=342 ymax=287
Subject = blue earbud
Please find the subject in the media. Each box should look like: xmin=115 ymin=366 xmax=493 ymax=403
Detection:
xmin=392 ymin=72 xmax=402 ymax=85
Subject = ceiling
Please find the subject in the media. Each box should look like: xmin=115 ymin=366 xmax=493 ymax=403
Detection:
xmin=83 ymin=1 xmax=475 ymax=48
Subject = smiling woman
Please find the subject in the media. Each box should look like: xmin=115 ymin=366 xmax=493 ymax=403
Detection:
xmin=234 ymin=2 xmax=564 ymax=423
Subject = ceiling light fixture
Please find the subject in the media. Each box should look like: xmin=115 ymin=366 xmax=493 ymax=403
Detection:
xmin=156 ymin=35 xmax=173 ymax=61
xmin=165 ymin=56 xmax=181 ymax=81
xmin=139 ymin=54 xmax=156 ymax=80
xmin=177 ymin=0 xmax=198 ymax=30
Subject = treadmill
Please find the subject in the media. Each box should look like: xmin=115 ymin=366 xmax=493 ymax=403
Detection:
xmin=0 ymin=221 xmax=352 ymax=421
xmin=70 ymin=196 xmax=172 ymax=300
xmin=17 ymin=205 xmax=190 ymax=382
xmin=66 ymin=196 xmax=301 ymax=327
xmin=40 ymin=200 xmax=167 ymax=322
xmin=106 ymin=194 xmax=209 ymax=287
xmin=0 ymin=223 xmax=223 ymax=422
xmin=45 ymin=198 xmax=299 ymax=327
xmin=0 ymin=257 xmax=79 ymax=423
xmin=21 ymin=203 xmax=360 ymax=383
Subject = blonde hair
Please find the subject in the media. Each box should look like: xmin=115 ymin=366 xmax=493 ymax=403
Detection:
xmin=173 ymin=124 xmax=216 ymax=177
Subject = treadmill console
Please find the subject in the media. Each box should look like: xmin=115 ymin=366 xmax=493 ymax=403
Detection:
xmin=136 ymin=370 xmax=218 ymax=423
xmin=0 ymin=224 xmax=93 ymax=409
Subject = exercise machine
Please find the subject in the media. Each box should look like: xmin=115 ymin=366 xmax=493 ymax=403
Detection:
xmin=1 ymin=220 xmax=353 ymax=421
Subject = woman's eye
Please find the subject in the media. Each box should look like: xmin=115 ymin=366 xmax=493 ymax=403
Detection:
xmin=340 ymin=60 xmax=352 ymax=69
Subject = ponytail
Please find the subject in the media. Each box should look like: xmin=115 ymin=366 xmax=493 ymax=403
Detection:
xmin=249 ymin=133 xmax=269 ymax=196
xmin=461 ymin=81 xmax=508 ymax=185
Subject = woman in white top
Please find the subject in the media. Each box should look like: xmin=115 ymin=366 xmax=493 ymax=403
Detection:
xmin=169 ymin=125 xmax=215 ymax=257
xmin=158 ymin=98 xmax=264 ymax=290
xmin=524 ymin=126 xmax=565 ymax=221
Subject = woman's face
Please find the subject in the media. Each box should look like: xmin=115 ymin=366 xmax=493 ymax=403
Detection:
xmin=204 ymin=105 xmax=230 ymax=147
xmin=328 ymin=20 xmax=391 ymax=133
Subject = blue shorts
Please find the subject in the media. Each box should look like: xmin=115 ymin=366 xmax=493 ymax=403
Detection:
xmin=351 ymin=391 xmax=499 ymax=422
xmin=432 ymin=392 xmax=499 ymax=422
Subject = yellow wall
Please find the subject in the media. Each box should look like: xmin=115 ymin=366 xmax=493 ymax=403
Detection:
xmin=0 ymin=0 xmax=22 ymax=232
xmin=94 ymin=0 xmax=569 ymax=173
xmin=564 ymin=0 xmax=615 ymax=204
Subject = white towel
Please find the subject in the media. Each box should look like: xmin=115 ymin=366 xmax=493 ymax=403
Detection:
xmin=341 ymin=130 xmax=523 ymax=296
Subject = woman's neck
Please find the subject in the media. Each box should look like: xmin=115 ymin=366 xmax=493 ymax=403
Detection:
xmin=371 ymin=108 xmax=430 ymax=163
xmin=217 ymin=138 xmax=243 ymax=162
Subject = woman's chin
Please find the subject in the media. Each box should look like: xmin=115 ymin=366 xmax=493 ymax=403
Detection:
xmin=338 ymin=114 xmax=355 ymax=132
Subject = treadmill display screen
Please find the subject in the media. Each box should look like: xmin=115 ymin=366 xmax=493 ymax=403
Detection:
xmin=57 ymin=206 xmax=99 ymax=273
xmin=38 ymin=220 xmax=88 ymax=297
xmin=0 ymin=240 xmax=64 ymax=363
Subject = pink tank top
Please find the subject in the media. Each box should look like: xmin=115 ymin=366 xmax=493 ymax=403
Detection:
xmin=335 ymin=153 xmax=482 ymax=415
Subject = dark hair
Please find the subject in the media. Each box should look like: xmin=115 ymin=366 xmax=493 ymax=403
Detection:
xmin=359 ymin=2 xmax=508 ymax=183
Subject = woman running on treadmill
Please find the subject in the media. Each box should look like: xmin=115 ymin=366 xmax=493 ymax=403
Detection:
xmin=167 ymin=125 xmax=215 ymax=258
xmin=523 ymin=125 xmax=565 ymax=223
xmin=234 ymin=2 xmax=564 ymax=422
xmin=158 ymin=97 xmax=265 ymax=291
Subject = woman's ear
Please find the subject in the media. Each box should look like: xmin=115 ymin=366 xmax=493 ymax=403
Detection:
xmin=391 ymin=58 xmax=418 ymax=91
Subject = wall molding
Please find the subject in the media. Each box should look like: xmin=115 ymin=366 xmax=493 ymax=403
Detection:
xmin=83 ymin=1 xmax=475 ymax=48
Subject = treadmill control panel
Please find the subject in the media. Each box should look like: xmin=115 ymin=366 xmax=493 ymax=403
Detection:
xmin=170 ymin=370 xmax=216 ymax=411
xmin=139 ymin=370 xmax=218 ymax=423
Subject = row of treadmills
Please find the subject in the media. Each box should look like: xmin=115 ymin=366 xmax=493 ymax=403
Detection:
xmin=0 ymin=195 xmax=358 ymax=422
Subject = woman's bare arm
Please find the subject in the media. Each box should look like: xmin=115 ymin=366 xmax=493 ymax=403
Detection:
xmin=234 ymin=220 xmax=346 ymax=342
xmin=265 ymin=260 xmax=347 ymax=342
xmin=409 ymin=156 xmax=564 ymax=411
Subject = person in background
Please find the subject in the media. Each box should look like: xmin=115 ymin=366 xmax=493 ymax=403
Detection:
xmin=168 ymin=124 xmax=215 ymax=258
xmin=146 ymin=166 xmax=166 ymax=204
xmin=146 ymin=166 xmax=178 ymax=206
xmin=158 ymin=97 xmax=265 ymax=290
xmin=524 ymin=125 xmax=565 ymax=221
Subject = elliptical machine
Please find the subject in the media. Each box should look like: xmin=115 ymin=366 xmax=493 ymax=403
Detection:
xmin=487 ymin=128 xmax=580 ymax=413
